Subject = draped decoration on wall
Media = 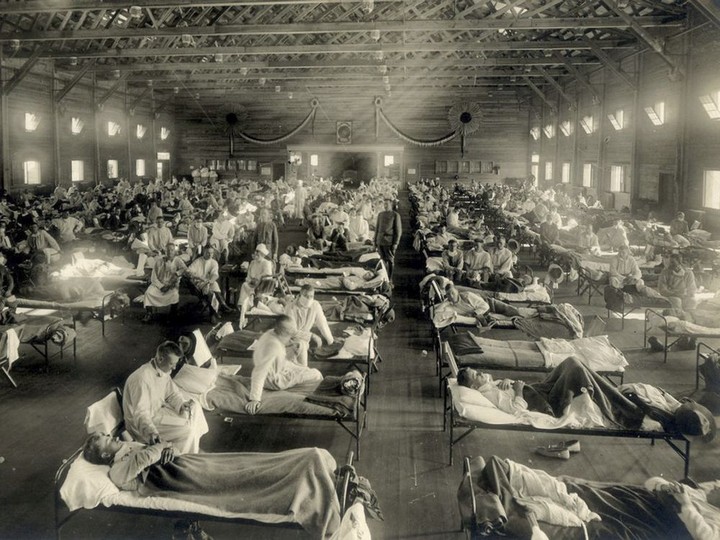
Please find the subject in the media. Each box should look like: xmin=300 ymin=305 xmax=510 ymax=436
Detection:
xmin=237 ymin=98 xmax=318 ymax=145
xmin=448 ymin=102 xmax=483 ymax=157
xmin=374 ymin=96 xmax=458 ymax=147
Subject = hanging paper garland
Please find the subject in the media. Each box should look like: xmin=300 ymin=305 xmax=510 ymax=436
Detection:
xmin=375 ymin=97 xmax=458 ymax=147
xmin=448 ymin=102 xmax=483 ymax=157
xmin=237 ymin=99 xmax=319 ymax=145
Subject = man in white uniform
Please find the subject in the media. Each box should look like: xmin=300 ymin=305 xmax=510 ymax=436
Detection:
xmin=143 ymin=243 xmax=187 ymax=321
xmin=285 ymin=284 xmax=334 ymax=367
xmin=187 ymin=246 xmax=230 ymax=322
xmin=245 ymin=315 xmax=323 ymax=415
xmin=122 ymin=341 xmax=208 ymax=454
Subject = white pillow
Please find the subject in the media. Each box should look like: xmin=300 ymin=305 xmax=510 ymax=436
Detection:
xmin=449 ymin=381 xmax=497 ymax=408
xmin=59 ymin=455 xmax=119 ymax=511
xmin=173 ymin=364 xmax=218 ymax=395
xmin=84 ymin=392 xmax=123 ymax=435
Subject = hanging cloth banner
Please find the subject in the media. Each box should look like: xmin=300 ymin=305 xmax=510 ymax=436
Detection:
xmin=374 ymin=97 xmax=458 ymax=147
xmin=237 ymin=99 xmax=319 ymax=145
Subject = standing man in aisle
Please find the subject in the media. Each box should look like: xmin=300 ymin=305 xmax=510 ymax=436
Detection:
xmin=374 ymin=198 xmax=402 ymax=281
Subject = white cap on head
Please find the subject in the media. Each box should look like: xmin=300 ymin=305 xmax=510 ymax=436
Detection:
xmin=255 ymin=243 xmax=270 ymax=256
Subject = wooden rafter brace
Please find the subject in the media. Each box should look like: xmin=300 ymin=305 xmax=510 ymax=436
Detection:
xmin=152 ymin=96 xmax=173 ymax=116
xmin=2 ymin=46 xmax=44 ymax=95
xmin=95 ymin=71 xmax=129 ymax=109
xmin=554 ymin=53 xmax=602 ymax=104
xmin=127 ymin=85 xmax=152 ymax=113
xmin=587 ymin=42 xmax=636 ymax=90
xmin=523 ymin=76 xmax=558 ymax=114
xmin=687 ymin=0 xmax=720 ymax=29
xmin=603 ymin=0 xmax=684 ymax=76
xmin=536 ymin=66 xmax=575 ymax=105
xmin=55 ymin=58 xmax=95 ymax=102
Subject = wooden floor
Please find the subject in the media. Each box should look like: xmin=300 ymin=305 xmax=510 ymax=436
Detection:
xmin=2 ymin=193 xmax=720 ymax=539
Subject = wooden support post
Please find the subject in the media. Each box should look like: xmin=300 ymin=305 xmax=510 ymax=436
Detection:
xmin=92 ymin=72 xmax=101 ymax=185
xmin=96 ymin=73 xmax=129 ymax=109
xmin=55 ymin=59 xmax=94 ymax=103
xmin=571 ymin=92 xmax=580 ymax=190
xmin=128 ymin=86 xmax=151 ymax=114
xmin=537 ymin=67 xmax=575 ymax=105
xmin=630 ymin=54 xmax=641 ymax=207
xmin=125 ymin=80 xmax=132 ymax=183
xmin=597 ymin=69 xmax=608 ymax=201
xmin=51 ymin=60 xmax=61 ymax=185
xmin=151 ymin=88 xmax=157 ymax=180
xmin=556 ymin=54 xmax=602 ymax=104
xmin=0 ymin=50 xmax=10 ymax=187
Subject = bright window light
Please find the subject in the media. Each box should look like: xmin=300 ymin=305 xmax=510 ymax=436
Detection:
xmin=645 ymin=101 xmax=665 ymax=126
xmin=531 ymin=153 xmax=540 ymax=164
xmin=107 ymin=121 xmax=121 ymax=137
xmin=608 ymin=109 xmax=625 ymax=130
xmin=545 ymin=161 xmax=553 ymax=182
xmin=160 ymin=127 xmax=170 ymax=140
xmin=157 ymin=162 xmax=164 ymax=182
xmin=582 ymin=163 xmax=594 ymax=187
xmin=71 ymin=160 xmax=84 ymax=182
xmin=71 ymin=117 xmax=84 ymax=135
xmin=610 ymin=165 xmax=625 ymax=192
xmin=703 ymin=170 xmax=720 ymax=210
xmin=530 ymin=127 xmax=540 ymax=140
xmin=157 ymin=152 xmax=170 ymax=160
xmin=543 ymin=124 xmax=555 ymax=139
xmin=24 ymin=112 xmax=40 ymax=132
xmin=136 ymin=124 xmax=147 ymax=139
xmin=560 ymin=121 xmax=573 ymax=137
xmin=136 ymin=159 xmax=146 ymax=177
xmin=23 ymin=160 xmax=41 ymax=184
xmin=531 ymin=164 xmax=539 ymax=183
xmin=310 ymin=154 xmax=319 ymax=167
xmin=699 ymin=92 xmax=720 ymax=120
xmin=384 ymin=155 xmax=395 ymax=166
xmin=580 ymin=115 xmax=595 ymax=134
xmin=561 ymin=162 xmax=571 ymax=184
xmin=107 ymin=159 xmax=119 ymax=179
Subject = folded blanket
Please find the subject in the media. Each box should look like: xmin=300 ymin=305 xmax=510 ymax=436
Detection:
xmin=305 ymin=373 xmax=362 ymax=416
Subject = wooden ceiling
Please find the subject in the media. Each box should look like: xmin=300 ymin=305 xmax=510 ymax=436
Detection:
xmin=0 ymin=0 xmax=703 ymax=109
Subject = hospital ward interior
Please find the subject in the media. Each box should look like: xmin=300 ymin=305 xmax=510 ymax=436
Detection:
xmin=2 ymin=0 xmax=720 ymax=538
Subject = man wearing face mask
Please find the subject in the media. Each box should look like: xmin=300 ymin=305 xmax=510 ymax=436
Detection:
xmin=123 ymin=341 xmax=208 ymax=454
xmin=285 ymin=284 xmax=334 ymax=367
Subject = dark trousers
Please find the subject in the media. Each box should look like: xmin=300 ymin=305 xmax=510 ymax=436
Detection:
xmin=377 ymin=244 xmax=396 ymax=280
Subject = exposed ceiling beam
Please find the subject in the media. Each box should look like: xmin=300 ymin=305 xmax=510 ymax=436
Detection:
xmin=128 ymin=86 xmax=152 ymax=112
xmin=0 ymin=17 xmax=680 ymax=42
xmin=152 ymin=80 xmax=533 ymax=90
xmin=73 ymin=56 xmax=602 ymax=74
xmin=603 ymin=0 xmax=683 ymax=74
xmin=96 ymin=71 xmax=128 ymax=107
xmin=536 ymin=66 xmax=575 ymax=105
xmin=17 ymin=39 xmax=634 ymax=59
xmin=55 ymin=57 xmax=95 ymax=102
xmin=587 ymin=42 xmax=637 ymax=90
xmin=555 ymin=54 xmax=602 ymax=104
xmin=523 ymin=76 xmax=558 ymax=114
xmin=2 ymin=47 xmax=43 ymax=95
xmin=0 ymin=0 xmax=402 ymax=14
xmin=688 ymin=0 xmax=720 ymax=29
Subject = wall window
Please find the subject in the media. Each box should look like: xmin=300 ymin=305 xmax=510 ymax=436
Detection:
xmin=561 ymin=162 xmax=571 ymax=184
xmin=545 ymin=162 xmax=553 ymax=182
xmin=703 ymin=170 xmax=720 ymax=210
xmin=71 ymin=117 xmax=84 ymax=135
xmin=582 ymin=163 xmax=595 ymax=187
xmin=531 ymin=165 xmax=539 ymax=183
xmin=71 ymin=160 xmax=84 ymax=182
xmin=157 ymin=162 xmax=164 ymax=182
xmin=530 ymin=127 xmax=540 ymax=140
xmin=559 ymin=121 xmax=573 ymax=137
xmin=384 ymin=155 xmax=395 ymax=167
xmin=310 ymin=154 xmax=319 ymax=167
xmin=107 ymin=159 xmax=119 ymax=179
xmin=107 ymin=121 xmax=121 ymax=137
xmin=543 ymin=124 xmax=555 ymax=139
xmin=157 ymin=152 xmax=171 ymax=161
xmin=580 ymin=115 xmax=595 ymax=134
xmin=608 ymin=109 xmax=625 ymax=130
xmin=531 ymin=153 xmax=540 ymax=164
xmin=160 ymin=127 xmax=170 ymax=140
xmin=24 ymin=112 xmax=40 ymax=132
xmin=136 ymin=159 xmax=146 ymax=177
xmin=136 ymin=124 xmax=147 ymax=139
xmin=644 ymin=101 xmax=665 ymax=126
xmin=23 ymin=160 xmax=41 ymax=184
xmin=610 ymin=165 xmax=626 ymax=192
xmin=699 ymin=91 xmax=720 ymax=120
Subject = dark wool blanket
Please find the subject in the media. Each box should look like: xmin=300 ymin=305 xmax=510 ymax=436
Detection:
xmin=140 ymin=448 xmax=341 ymax=538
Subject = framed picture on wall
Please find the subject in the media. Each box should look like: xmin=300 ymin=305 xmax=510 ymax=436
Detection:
xmin=460 ymin=161 xmax=470 ymax=173
xmin=435 ymin=161 xmax=447 ymax=174
xmin=481 ymin=161 xmax=494 ymax=174
xmin=471 ymin=161 xmax=481 ymax=173
xmin=248 ymin=160 xmax=257 ymax=171
xmin=238 ymin=159 xmax=246 ymax=171
xmin=448 ymin=161 xmax=459 ymax=174
xmin=260 ymin=164 xmax=272 ymax=176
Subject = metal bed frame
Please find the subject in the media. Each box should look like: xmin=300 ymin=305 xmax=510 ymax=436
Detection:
xmin=696 ymin=341 xmax=720 ymax=391
xmin=644 ymin=308 xmax=720 ymax=365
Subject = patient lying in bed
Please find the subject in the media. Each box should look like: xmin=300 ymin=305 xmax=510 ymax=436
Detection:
xmin=82 ymin=433 xmax=342 ymax=538
xmin=432 ymin=284 xmax=536 ymax=328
